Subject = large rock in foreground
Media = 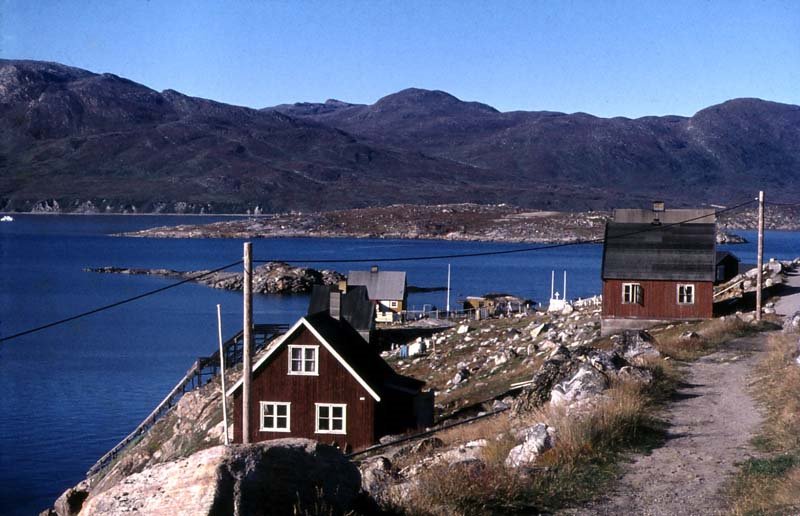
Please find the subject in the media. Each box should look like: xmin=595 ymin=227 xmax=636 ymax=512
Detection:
xmin=76 ymin=439 xmax=360 ymax=515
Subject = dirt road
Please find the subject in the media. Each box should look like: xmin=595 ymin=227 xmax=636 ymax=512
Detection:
xmin=563 ymin=333 xmax=767 ymax=516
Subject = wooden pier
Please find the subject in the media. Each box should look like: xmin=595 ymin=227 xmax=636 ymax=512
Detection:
xmin=87 ymin=323 xmax=288 ymax=476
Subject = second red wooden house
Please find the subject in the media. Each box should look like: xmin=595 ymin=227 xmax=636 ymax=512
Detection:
xmin=227 ymin=304 xmax=433 ymax=451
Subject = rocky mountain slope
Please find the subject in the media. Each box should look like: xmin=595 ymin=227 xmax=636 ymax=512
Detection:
xmin=269 ymin=90 xmax=800 ymax=208
xmin=2 ymin=59 xmax=799 ymax=214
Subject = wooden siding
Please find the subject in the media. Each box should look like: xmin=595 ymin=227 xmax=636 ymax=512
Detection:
xmin=233 ymin=327 xmax=377 ymax=451
xmin=602 ymin=279 xmax=713 ymax=320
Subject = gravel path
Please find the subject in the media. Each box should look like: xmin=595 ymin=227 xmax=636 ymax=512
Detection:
xmin=774 ymin=268 xmax=800 ymax=316
xmin=563 ymin=333 xmax=767 ymax=516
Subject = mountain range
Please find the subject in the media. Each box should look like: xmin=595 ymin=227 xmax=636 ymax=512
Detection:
xmin=1 ymin=59 xmax=798 ymax=213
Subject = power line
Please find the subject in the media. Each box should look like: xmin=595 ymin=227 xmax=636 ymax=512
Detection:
xmin=254 ymin=200 xmax=756 ymax=264
xmin=0 ymin=260 xmax=243 ymax=344
xmin=0 ymin=198 xmax=758 ymax=344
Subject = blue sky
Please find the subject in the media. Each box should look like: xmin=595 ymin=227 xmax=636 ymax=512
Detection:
xmin=2 ymin=0 xmax=798 ymax=117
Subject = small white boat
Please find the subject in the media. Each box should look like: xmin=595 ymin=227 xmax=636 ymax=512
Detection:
xmin=0 ymin=215 xmax=13 ymax=222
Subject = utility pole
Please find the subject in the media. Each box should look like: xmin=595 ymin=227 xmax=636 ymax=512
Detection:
xmin=217 ymin=304 xmax=229 ymax=446
xmin=756 ymin=191 xmax=765 ymax=321
xmin=242 ymin=242 xmax=253 ymax=444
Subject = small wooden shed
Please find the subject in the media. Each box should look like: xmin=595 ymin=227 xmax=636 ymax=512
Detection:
xmin=227 ymin=312 xmax=433 ymax=451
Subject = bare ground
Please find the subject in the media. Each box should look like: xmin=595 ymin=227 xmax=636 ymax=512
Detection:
xmin=562 ymin=333 xmax=768 ymax=516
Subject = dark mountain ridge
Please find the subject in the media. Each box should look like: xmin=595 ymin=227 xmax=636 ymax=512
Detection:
xmin=1 ymin=59 xmax=798 ymax=214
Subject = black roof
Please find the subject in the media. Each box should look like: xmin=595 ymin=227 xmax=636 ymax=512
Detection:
xmin=303 ymin=312 xmax=425 ymax=396
xmin=308 ymin=285 xmax=375 ymax=331
xmin=602 ymin=222 xmax=716 ymax=281
xmin=716 ymin=251 xmax=740 ymax=265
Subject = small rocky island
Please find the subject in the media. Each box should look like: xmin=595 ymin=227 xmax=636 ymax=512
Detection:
xmin=85 ymin=262 xmax=344 ymax=294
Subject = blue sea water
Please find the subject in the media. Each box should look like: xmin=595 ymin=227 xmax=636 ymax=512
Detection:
xmin=0 ymin=216 xmax=797 ymax=515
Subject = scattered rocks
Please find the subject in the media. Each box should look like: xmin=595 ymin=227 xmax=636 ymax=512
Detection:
xmin=783 ymin=312 xmax=800 ymax=333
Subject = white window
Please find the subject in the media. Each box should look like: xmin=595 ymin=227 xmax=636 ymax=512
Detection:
xmin=622 ymin=283 xmax=642 ymax=304
xmin=288 ymin=345 xmax=318 ymax=375
xmin=315 ymin=403 xmax=346 ymax=434
xmin=389 ymin=300 xmax=398 ymax=308
xmin=677 ymin=284 xmax=695 ymax=304
xmin=259 ymin=402 xmax=291 ymax=432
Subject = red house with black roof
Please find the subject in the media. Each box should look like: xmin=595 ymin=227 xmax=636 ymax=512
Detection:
xmin=601 ymin=206 xmax=718 ymax=335
xmin=227 ymin=308 xmax=433 ymax=451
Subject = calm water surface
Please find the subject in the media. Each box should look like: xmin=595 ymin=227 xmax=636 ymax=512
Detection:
xmin=0 ymin=216 xmax=796 ymax=514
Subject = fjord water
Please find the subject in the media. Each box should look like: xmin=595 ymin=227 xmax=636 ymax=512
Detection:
xmin=0 ymin=216 xmax=795 ymax=515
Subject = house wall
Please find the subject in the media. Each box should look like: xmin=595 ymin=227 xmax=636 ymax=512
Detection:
xmin=232 ymin=327 xmax=377 ymax=451
xmin=602 ymin=279 xmax=713 ymax=320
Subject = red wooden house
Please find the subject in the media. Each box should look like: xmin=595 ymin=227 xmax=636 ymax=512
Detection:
xmin=227 ymin=309 xmax=433 ymax=451
xmin=601 ymin=207 xmax=717 ymax=336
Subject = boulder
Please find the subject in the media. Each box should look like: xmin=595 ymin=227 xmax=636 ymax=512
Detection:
xmin=505 ymin=423 xmax=556 ymax=468
xmin=78 ymin=440 xmax=360 ymax=516
xmin=456 ymin=324 xmax=471 ymax=334
xmin=511 ymin=347 xmax=580 ymax=414
xmin=549 ymin=364 xmax=609 ymax=408
xmin=359 ymin=456 xmax=395 ymax=504
xmin=529 ymin=323 xmax=547 ymax=339
xmin=618 ymin=365 xmax=654 ymax=385
xmin=617 ymin=330 xmax=660 ymax=362
xmin=451 ymin=368 xmax=470 ymax=385
xmin=53 ymin=482 xmax=89 ymax=516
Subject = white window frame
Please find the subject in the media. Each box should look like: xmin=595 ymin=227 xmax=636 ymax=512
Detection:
xmin=315 ymin=403 xmax=347 ymax=435
xmin=677 ymin=284 xmax=695 ymax=305
xmin=288 ymin=345 xmax=319 ymax=375
xmin=622 ymin=283 xmax=642 ymax=304
xmin=259 ymin=401 xmax=291 ymax=432
xmin=389 ymin=300 xmax=398 ymax=308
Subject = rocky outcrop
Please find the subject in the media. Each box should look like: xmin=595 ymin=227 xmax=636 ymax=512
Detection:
xmin=511 ymin=334 xmax=655 ymax=415
xmin=86 ymin=262 xmax=344 ymax=294
xmin=67 ymin=440 xmax=361 ymax=516
xmin=716 ymin=231 xmax=747 ymax=244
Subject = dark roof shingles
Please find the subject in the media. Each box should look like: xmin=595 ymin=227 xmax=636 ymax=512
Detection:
xmin=602 ymin=222 xmax=716 ymax=281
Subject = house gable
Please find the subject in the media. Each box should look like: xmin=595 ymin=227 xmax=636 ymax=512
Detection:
xmin=227 ymin=317 xmax=381 ymax=402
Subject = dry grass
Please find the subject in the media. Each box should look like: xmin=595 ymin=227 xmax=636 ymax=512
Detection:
xmin=729 ymin=333 xmax=800 ymax=515
xmin=651 ymin=317 xmax=753 ymax=361
xmin=399 ymin=376 xmax=665 ymax=515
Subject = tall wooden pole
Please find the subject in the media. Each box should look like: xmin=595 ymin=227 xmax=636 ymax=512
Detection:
xmin=217 ymin=304 xmax=229 ymax=446
xmin=242 ymin=242 xmax=253 ymax=444
xmin=756 ymin=191 xmax=765 ymax=321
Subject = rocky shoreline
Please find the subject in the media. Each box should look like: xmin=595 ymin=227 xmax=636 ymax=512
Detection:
xmin=85 ymin=262 xmax=344 ymax=295
xmin=117 ymin=203 xmax=755 ymax=245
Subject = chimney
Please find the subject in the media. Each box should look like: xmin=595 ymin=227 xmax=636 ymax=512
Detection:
xmin=652 ymin=200 xmax=665 ymax=225
xmin=370 ymin=265 xmax=379 ymax=273
xmin=329 ymin=290 xmax=341 ymax=320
